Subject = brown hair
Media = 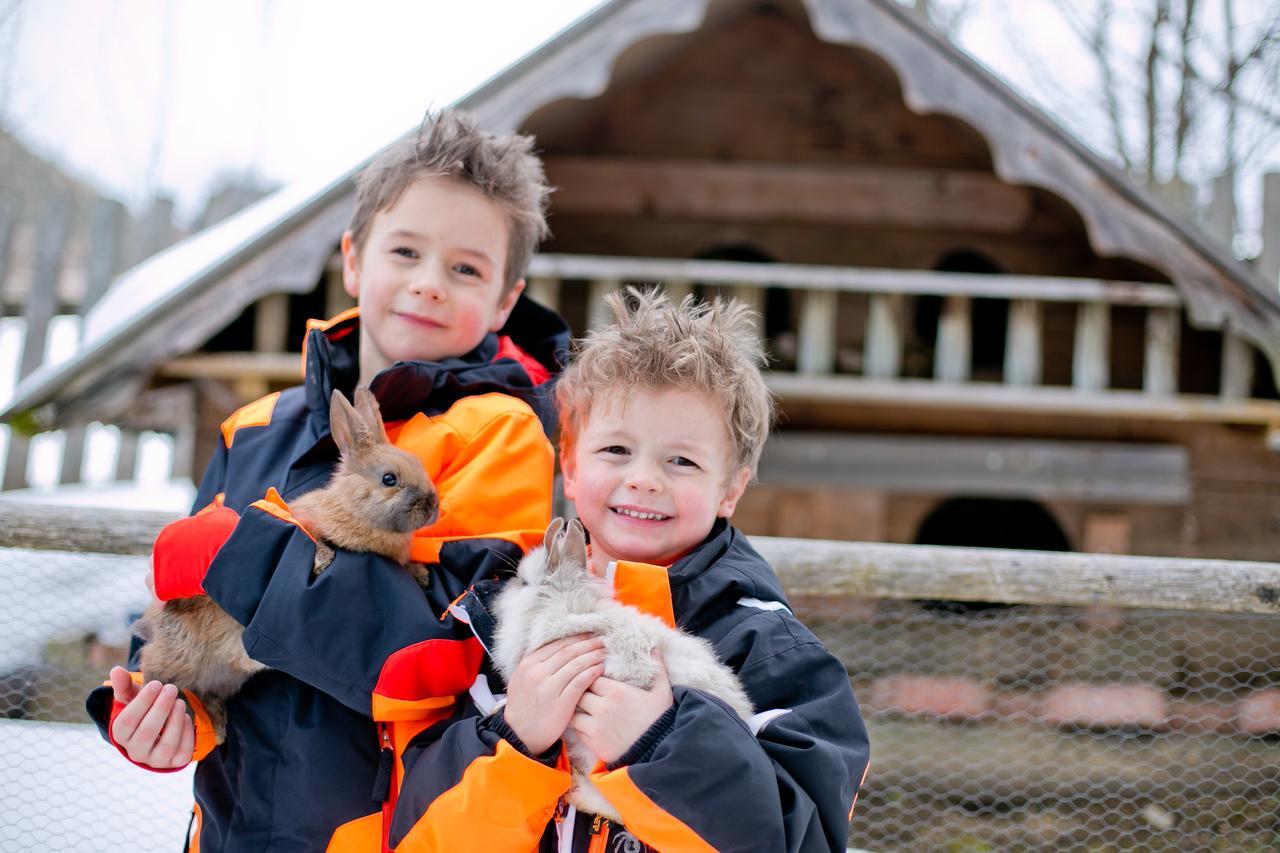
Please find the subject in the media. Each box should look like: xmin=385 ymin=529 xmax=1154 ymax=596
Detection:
xmin=557 ymin=287 xmax=775 ymax=478
xmin=347 ymin=110 xmax=551 ymax=291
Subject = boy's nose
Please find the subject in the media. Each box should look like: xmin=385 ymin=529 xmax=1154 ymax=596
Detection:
xmin=408 ymin=272 xmax=446 ymax=302
xmin=625 ymin=465 xmax=662 ymax=493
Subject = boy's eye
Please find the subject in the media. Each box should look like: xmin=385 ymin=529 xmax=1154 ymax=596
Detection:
xmin=599 ymin=445 xmax=629 ymax=456
xmin=382 ymin=472 xmax=399 ymax=487
xmin=671 ymin=456 xmax=699 ymax=468
xmin=453 ymin=263 xmax=480 ymax=278
xmin=392 ymin=247 xmax=418 ymax=259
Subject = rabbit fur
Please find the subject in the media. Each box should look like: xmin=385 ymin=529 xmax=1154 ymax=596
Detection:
xmin=491 ymin=518 xmax=753 ymax=822
xmin=133 ymin=386 xmax=438 ymax=743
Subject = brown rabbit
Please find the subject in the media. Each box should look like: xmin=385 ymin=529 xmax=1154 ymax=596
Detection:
xmin=133 ymin=385 xmax=439 ymax=743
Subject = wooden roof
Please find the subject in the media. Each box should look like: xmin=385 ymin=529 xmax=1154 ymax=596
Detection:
xmin=7 ymin=0 xmax=1279 ymax=430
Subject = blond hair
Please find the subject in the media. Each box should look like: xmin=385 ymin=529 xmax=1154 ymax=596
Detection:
xmin=558 ymin=287 xmax=775 ymax=477
xmin=347 ymin=110 xmax=551 ymax=291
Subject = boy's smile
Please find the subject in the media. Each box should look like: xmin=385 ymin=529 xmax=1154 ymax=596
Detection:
xmin=563 ymin=387 xmax=750 ymax=575
xmin=342 ymin=176 xmax=524 ymax=385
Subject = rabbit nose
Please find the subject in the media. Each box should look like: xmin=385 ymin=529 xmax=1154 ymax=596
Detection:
xmin=418 ymin=489 xmax=439 ymax=523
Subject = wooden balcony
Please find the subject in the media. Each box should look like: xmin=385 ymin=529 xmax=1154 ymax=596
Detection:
xmin=519 ymin=254 xmax=1280 ymax=431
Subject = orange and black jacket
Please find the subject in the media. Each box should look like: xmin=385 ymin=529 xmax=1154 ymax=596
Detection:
xmin=86 ymin=296 xmax=569 ymax=852
xmin=390 ymin=520 xmax=871 ymax=853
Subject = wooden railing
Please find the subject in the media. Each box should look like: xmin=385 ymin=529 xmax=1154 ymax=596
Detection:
xmin=524 ymin=253 xmax=1278 ymax=425
xmin=3 ymin=502 xmax=1277 ymax=615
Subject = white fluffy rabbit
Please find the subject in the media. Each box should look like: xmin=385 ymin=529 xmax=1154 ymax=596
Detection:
xmin=491 ymin=518 xmax=753 ymax=822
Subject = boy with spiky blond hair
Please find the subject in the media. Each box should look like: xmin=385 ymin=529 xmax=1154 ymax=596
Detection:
xmin=392 ymin=288 xmax=870 ymax=852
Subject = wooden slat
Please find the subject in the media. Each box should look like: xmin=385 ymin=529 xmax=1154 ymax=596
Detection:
xmin=1143 ymin=306 xmax=1180 ymax=395
xmin=526 ymin=254 xmax=1183 ymax=306
xmin=2 ymin=503 xmax=1277 ymax=613
xmin=864 ymin=294 xmax=902 ymax=379
xmin=1260 ymin=172 xmax=1280 ymax=289
xmin=4 ymin=198 xmax=69 ymax=492
xmin=526 ymin=276 xmax=561 ymax=312
xmin=83 ymin=199 xmax=125 ymax=313
xmin=764 ymin=373 xmax=1280 ymax=426
xmin=114 ymin=428 xmax=139 ymax=481
xmin=546 ymin=156 xmax=1035 ymax=232
xmin=757 ymin=433 xmax=1190 ymax=504
xmin=159 ymin=351 xmax=303 ymax=382
xmin=587 ymin=278 xmax=620 ymax=330
xmin=1220 ymin=331 xmax=1254 ymax=400
xmin=0 ymin=202 xmax=16 ymax=319
xmin=796 ymin=289 xmax=837 ymax=375
xmin=933 ymin=295 xmax=971 ymax=382
xmin=253 ymin=293 xmax=289 ymax=354
xmin=1003 ymin=299 xmax=1041 ymax=386
xmin=1072 ymin=302 xmax=1110 ymax=391
xmin=324 ymin=253 xmax=352 ymax=319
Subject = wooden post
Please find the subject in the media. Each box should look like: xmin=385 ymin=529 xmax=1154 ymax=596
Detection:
xmin=796 ymin=290 xmax=837 ymax=375
xmin=588 ymin=279 xmax=620 ymax=330
xmin=1260 ymin=172 xmax=1280 ymax=291
xmin=1004 ymin=299 xmax=1042 ymax=386
xmin=324 ymin=252 xmax=352 ymax=319
xmin=63 ymin=201 xmax=128 ymax=485
xmin=1205 ymin=172 xmax=1236 ymax=249
xmin=115 ymin=428 xmax=140 ymax=481
xmin=864 ymin=293 xmax=903 ymax=379
xmin=1073 ymin=302 xmax=1110 ymax=391
xmin=1143 ymin=307 xmax=1180 ymax=395
xmin=662 ymin=278 xmax=692 ymax=305
xmin=254 ymin=293 xmax=289 ymax=354
xmin=527 ymin=276 xmax=561 ymax=313
xmin=934 ymin=295 xmax=972 ymax=382
xmin=0 ymin=203 xmax=16 ymax=319
xmin=4 ymin=196 xmax=69 ymax=491
xmin=1220 ymin=331 xmax=1254 ymax=399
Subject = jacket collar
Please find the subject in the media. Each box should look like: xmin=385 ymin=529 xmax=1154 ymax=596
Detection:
xmin=299 ymin=294 xmax=570 ymax=440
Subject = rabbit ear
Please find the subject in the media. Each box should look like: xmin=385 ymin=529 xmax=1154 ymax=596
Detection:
xmin=353 ymin=386 xmax=388 ymax=444
xmin=543 ymin=517 xmax=565 ymax=554
xmin=329 ymin=391 xmax=359 ymax=456
xmin=561 ymin=519 xmax=589 ymax=572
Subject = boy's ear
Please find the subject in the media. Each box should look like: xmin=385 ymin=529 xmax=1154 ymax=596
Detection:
xmin=717 ymin=466 xmax=752 ymax=518
xmin=488 ymin=278 xmax=526 ymax=332
xmin=560 ymin=449 xmax=578 ymax=501
xmin=340 ymin=231 xmax=361 ymax=299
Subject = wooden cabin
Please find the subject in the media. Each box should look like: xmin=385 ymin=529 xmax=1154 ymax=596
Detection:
xmin=7 ymin=0 xmax=1280 ymax=563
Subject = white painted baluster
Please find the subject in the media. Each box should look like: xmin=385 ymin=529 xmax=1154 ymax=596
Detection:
xmin=1143 ymin=307 xmax=1180 ymax=395
xmin=1073 ymin=302 xmax=1110 ymax=391
xmin=796 ymin=290 xmax=837 ymax=376
xmin=864 ymin=294 xmax=903 ymax=379
xmin=934 ymin=295 xmax=972 ymax=383
xmin=1004 ymin=299 xmax=1042 ymax=386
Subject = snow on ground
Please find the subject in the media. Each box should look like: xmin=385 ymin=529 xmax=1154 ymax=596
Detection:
xmin=0 ymin=719 xmax=196 ymax=852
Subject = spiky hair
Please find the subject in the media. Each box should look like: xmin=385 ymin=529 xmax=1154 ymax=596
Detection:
xmin=347 ymin=110 xmax=551 ymax=291
xmin=557 ymin=287 xmax=775 ymax=477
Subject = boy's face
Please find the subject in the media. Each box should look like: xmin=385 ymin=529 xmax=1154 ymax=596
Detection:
xmin=342 ymin=175 xmax=524 ymax=380
xmin=563 ymin=387 xmax=751 ymax=573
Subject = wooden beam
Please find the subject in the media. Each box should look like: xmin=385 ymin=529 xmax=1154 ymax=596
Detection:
xmin=4 ymin=503 xmax=1278 ymax=613
xmin=159 ymin=352 xmax=303 ymax=383
xmin=1004 ymin=299 xmax=1041 ymax=386
xmin=1220 ymin=331 xmax=1254 ymax=400
xmin=796 ymin=290 xmax=837 ymax=375
xmin=527 ymin=276 xmax=561 ymax=313
xmin=1143 ymin=307 xmax=1180 ymax=395
xmin=527 ymin=254 xmax=1182 ymax=306
xmin=864 ymin=294 xmax=903 ymax=379
xmin=1072 ymin=302 xmax=1110 ymax=391
xmin=758 ymin=433 xmax=1190 ymax=504
xmin=934 ymin=295 xmax=971 ymax=382
xmin=546 ymin=157 xmax=1035 ymax=232
xmin=764 ymin=373 xmax=1280 ymax=426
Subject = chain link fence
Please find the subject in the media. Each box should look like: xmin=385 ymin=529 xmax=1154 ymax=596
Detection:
xmin=1 ymin=516 xmax=1277 ymax=852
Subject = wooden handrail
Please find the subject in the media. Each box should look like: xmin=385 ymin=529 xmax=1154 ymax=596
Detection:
xmin=1 ymin=503 xmax=1275 ymax=615
xmin=527 ymin=254 xmax=1183 ymax=307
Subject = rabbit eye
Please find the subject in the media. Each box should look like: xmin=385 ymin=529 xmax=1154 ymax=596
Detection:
xmin=381 ymin=472 xmax=398 ymax=487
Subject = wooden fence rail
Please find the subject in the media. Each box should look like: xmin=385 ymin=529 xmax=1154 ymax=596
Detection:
xmin=2 ymin=503 xmax=1277 ymax=615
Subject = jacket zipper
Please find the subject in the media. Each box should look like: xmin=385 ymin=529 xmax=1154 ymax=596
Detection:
xmin=587 ymin=814 xmax=609 ymax=853
xmin=379 ymin=723 xmax=394 ymax=853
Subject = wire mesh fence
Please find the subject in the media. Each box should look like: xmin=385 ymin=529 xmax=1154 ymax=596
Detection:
xmin=1 ymin=518 xmax=1277 ymax=852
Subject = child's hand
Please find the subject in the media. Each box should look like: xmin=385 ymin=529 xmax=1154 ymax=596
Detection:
xmin=571 ymin=650 xmax=674 ymax=765
xmin=108 ymin=666 xmax=195 ymax=769
xmin=503 ymin=635 xmax=606 ymax=756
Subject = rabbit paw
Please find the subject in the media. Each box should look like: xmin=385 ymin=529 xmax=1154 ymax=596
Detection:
xmin=312 ymin=542 xmax=336 ymax=576
xmin=407 ymin=562 xmax=430 ymax=590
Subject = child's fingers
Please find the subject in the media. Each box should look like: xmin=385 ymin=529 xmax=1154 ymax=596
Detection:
xmin=563 ymin=660 xmax=606 ymax=704
xmin=131 ymin=684 xmax=180 ymax=754
xmin=531 ymin=634 xmax=601 ymax=664
xmin=153 ymin=698 xmax=189 ymax=767
xmin=548 ymin=648 xmax=606 ymax=694
xmin=112 ymin=679 xmax=162 ymax=742
xmin=176 ymin=705 xmax=195 ymax=765
xmin=109 ymin=666 xmax=139 ymax=704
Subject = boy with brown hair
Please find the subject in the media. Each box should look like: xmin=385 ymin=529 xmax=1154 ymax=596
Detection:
xmin=391 ymin=289 xmax=871 ymax=852
xmin=86 ymin=111 xmax=571 ymax=851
